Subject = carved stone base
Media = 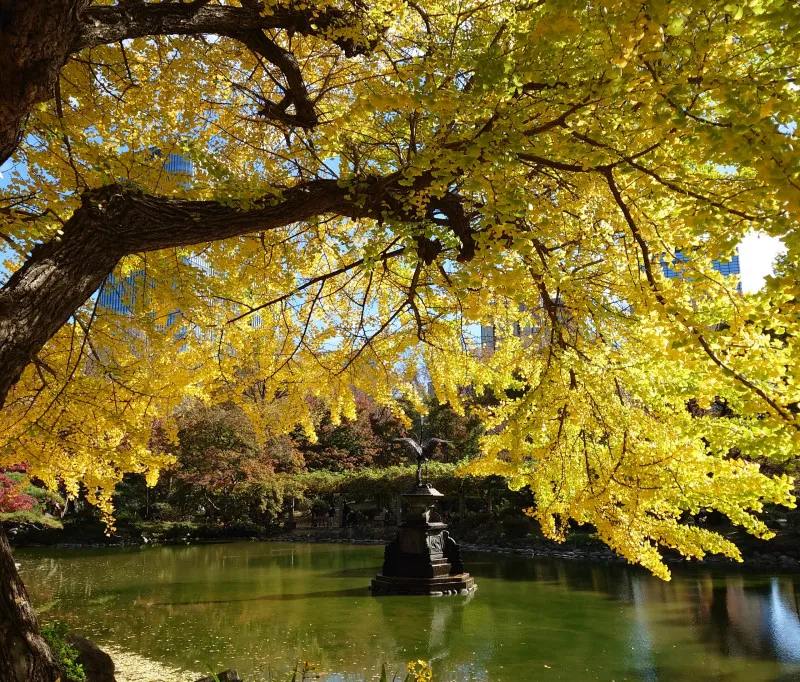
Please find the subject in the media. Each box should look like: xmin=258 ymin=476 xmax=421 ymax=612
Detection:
xmin=371 ymin=520 xmax=475 ymax=596
xmin=371 ymin=573 xmax=476 ymax=596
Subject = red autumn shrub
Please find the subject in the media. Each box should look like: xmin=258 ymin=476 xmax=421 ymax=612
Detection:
xmin=0 ymin=473 xmax=36 ymax=512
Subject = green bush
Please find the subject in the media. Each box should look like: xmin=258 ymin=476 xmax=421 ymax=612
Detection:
xmin=135 ymin=520 xmax=200 ymax=539
xmin=41 ymin=622 xmax=86 ymax=682
xmin=150 ymin=501 xmax=183 ymax=521
xmin=0 ymin=510 xmax=62 ymax=528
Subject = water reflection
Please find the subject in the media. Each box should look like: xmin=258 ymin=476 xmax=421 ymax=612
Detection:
xmin=690 ymin=575 xmax=800 ymax=664
xmin=768 ymin=579 xmax=800 ymax=663
xmin=15 ymin=543 xmax=800 ymax=682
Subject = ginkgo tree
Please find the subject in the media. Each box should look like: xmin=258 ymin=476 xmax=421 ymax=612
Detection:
xmin=1 ymin=0 xmax=799 ymax=679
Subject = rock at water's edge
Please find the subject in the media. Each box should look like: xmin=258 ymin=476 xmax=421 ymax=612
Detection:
xmin=195 ymin=670 xmax=242 ymax=682
xmin=66 ymin=634 xmax=116 ymax=682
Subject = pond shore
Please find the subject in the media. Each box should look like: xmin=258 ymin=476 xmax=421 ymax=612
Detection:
xmin=13 ymin=521 xmax=800 ymax=572
xmin=101 ymin=645 xmax=199 ymax=682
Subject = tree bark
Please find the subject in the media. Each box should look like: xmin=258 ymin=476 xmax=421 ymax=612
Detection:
xmin=0 ymin=193 xmax=120 ymax=409
xmin=75 ymin=2 xmax=371 ymax=57
xmin=0 ymin=525 xmax=62 ymax=682
xmin=0 ymin=0 xmax=90 ymax=166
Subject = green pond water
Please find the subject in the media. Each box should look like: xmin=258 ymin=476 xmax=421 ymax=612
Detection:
xmin=15 ymin=542 xmax=800 ymax=682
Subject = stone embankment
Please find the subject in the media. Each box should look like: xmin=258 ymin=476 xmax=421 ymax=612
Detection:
xmin=267 ymin=529 xmax=800 ymax=572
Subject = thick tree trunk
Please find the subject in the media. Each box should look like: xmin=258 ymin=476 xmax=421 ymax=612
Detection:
xmin=0 ymin=9 xmax=99 ymax=678
xmin=0 ymin=0 xmax=89 ymax=166
xmin=0 ymin=525 xmax=62 ymax=682
xmin=0 ymin=192 xmax=121 ymax=407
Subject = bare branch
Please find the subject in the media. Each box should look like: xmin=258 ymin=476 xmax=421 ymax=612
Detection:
xmin=228 ymin=246 xmax=406 ymax=323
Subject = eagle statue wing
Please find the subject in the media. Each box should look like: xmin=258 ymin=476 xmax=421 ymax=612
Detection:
xmin=421 ymin=438 xmax=452 ymax=457
xmin=393 ymin=437 xmax=423 ymax=456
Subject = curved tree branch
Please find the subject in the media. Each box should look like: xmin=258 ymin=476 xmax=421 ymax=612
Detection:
xmin=0 ymin=0 xmax=377 ymax=168
xmin=74 ymin=1 xmax=375 ymax=57
xmin=232 ymin=29 xmax=319 ymax=128
xmin=0 ymin=175 xmax=473 ymax=407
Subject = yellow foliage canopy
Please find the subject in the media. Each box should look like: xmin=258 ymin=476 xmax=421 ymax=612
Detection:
xmin=1 ymin=0 xmax=799 ymax=578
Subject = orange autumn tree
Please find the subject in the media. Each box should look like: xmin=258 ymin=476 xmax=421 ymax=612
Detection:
xmin=0 ymin=1 xmax=799 ymax=678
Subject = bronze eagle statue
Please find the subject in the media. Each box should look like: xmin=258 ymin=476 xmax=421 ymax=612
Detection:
xmin=394 ymin=437 xmax=452 ymax=485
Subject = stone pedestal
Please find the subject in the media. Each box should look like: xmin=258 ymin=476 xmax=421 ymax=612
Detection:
xmin=371 ymin=483 xmax=476 ymax=596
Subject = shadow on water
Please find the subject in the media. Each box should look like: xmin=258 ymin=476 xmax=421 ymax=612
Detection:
xmin=153 ymin=586 xmax=371 ymax=606
xmin=319 ymin=567 xmax=378 ymax=579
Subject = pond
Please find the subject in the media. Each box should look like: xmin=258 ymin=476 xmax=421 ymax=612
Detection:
xmin=15 ymin=541 xmax=800 ymax=682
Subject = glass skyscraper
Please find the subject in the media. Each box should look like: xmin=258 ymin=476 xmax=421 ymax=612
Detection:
xmin=660 ymin=250 xmax=741 ymax=291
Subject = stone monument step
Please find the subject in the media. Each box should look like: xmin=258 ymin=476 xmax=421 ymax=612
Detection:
xmin=370 ymin=573 xmax=476 ymax=596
